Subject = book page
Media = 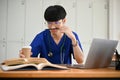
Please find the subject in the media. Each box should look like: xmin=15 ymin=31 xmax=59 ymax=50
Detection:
xmin=1 ymin=58 xmax=50 ymax=66
xmin=1 ymin=58 xmax=69 ymax=71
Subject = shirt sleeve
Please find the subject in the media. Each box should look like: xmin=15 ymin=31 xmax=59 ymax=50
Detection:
xmin=30 ymin=33 xmax=42 ymax=57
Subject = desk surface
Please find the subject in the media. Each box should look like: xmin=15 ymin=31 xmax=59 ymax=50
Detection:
xmin=0 ymin=67 xmax=120 ymax=78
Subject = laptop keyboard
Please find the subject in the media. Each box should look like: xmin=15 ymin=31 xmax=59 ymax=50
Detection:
xmin=59 ymin=61 xmax=116 ymax=69
xmin=61 ymin=64 xmax=84 ymax=68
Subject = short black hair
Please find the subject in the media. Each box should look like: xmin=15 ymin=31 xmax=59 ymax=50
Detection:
xmin=44 ymin=5 xmax=67 ymax=22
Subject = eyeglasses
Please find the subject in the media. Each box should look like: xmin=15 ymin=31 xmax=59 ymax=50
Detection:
xmin=45 ymin=20 xmax=63 ymax=27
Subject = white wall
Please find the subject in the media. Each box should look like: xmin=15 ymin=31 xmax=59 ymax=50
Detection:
xmin=109 ymin=0 xmax=120 ymax=53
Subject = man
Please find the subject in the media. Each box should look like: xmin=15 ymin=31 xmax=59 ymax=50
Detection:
xmin=20 ymin=5 xmax=84 ymax=64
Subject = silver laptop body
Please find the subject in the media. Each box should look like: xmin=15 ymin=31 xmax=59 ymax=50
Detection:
xmin=68 ymin=38 xmax=118 ymax=69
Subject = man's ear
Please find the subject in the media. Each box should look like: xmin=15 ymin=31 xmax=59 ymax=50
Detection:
xmin=63 ymin=18 xmax=66 ymax=24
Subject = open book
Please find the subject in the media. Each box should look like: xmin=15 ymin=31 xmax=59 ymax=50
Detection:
xmin=0 ymin=58 xmax=68 ymax=71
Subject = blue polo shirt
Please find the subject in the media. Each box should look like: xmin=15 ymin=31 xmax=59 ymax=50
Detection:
xmin=30 ymin=29 xmax=82 ymax=64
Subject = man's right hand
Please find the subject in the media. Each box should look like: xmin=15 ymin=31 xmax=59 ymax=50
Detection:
xmin=19 ymin=50 xmax=32 ymax=58
xmin=19 ymin=50 xmax=25 ymax=58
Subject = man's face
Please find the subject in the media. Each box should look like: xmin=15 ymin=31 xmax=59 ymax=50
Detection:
xmin=47 ymin=19 xmax=65 ymax=33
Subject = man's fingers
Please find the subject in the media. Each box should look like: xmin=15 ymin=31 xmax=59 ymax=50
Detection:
xmin=19 ymin=50 xmax=25 ymax=58
xmin=19 ymin=53 xmax=25 ymax=58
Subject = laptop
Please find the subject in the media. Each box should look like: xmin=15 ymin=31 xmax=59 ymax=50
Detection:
xmin=67 ymin=38 xmax=118 ymax=69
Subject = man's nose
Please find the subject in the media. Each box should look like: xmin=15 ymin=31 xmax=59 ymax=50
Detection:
xmin=51 ymin=22 xmax=60 ymax=27
xmin=50 ymin=24 xmax=56 ymax=28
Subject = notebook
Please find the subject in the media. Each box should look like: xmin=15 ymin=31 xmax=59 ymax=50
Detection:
xmin=67 ymin=38 xmax=118 ymax=69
